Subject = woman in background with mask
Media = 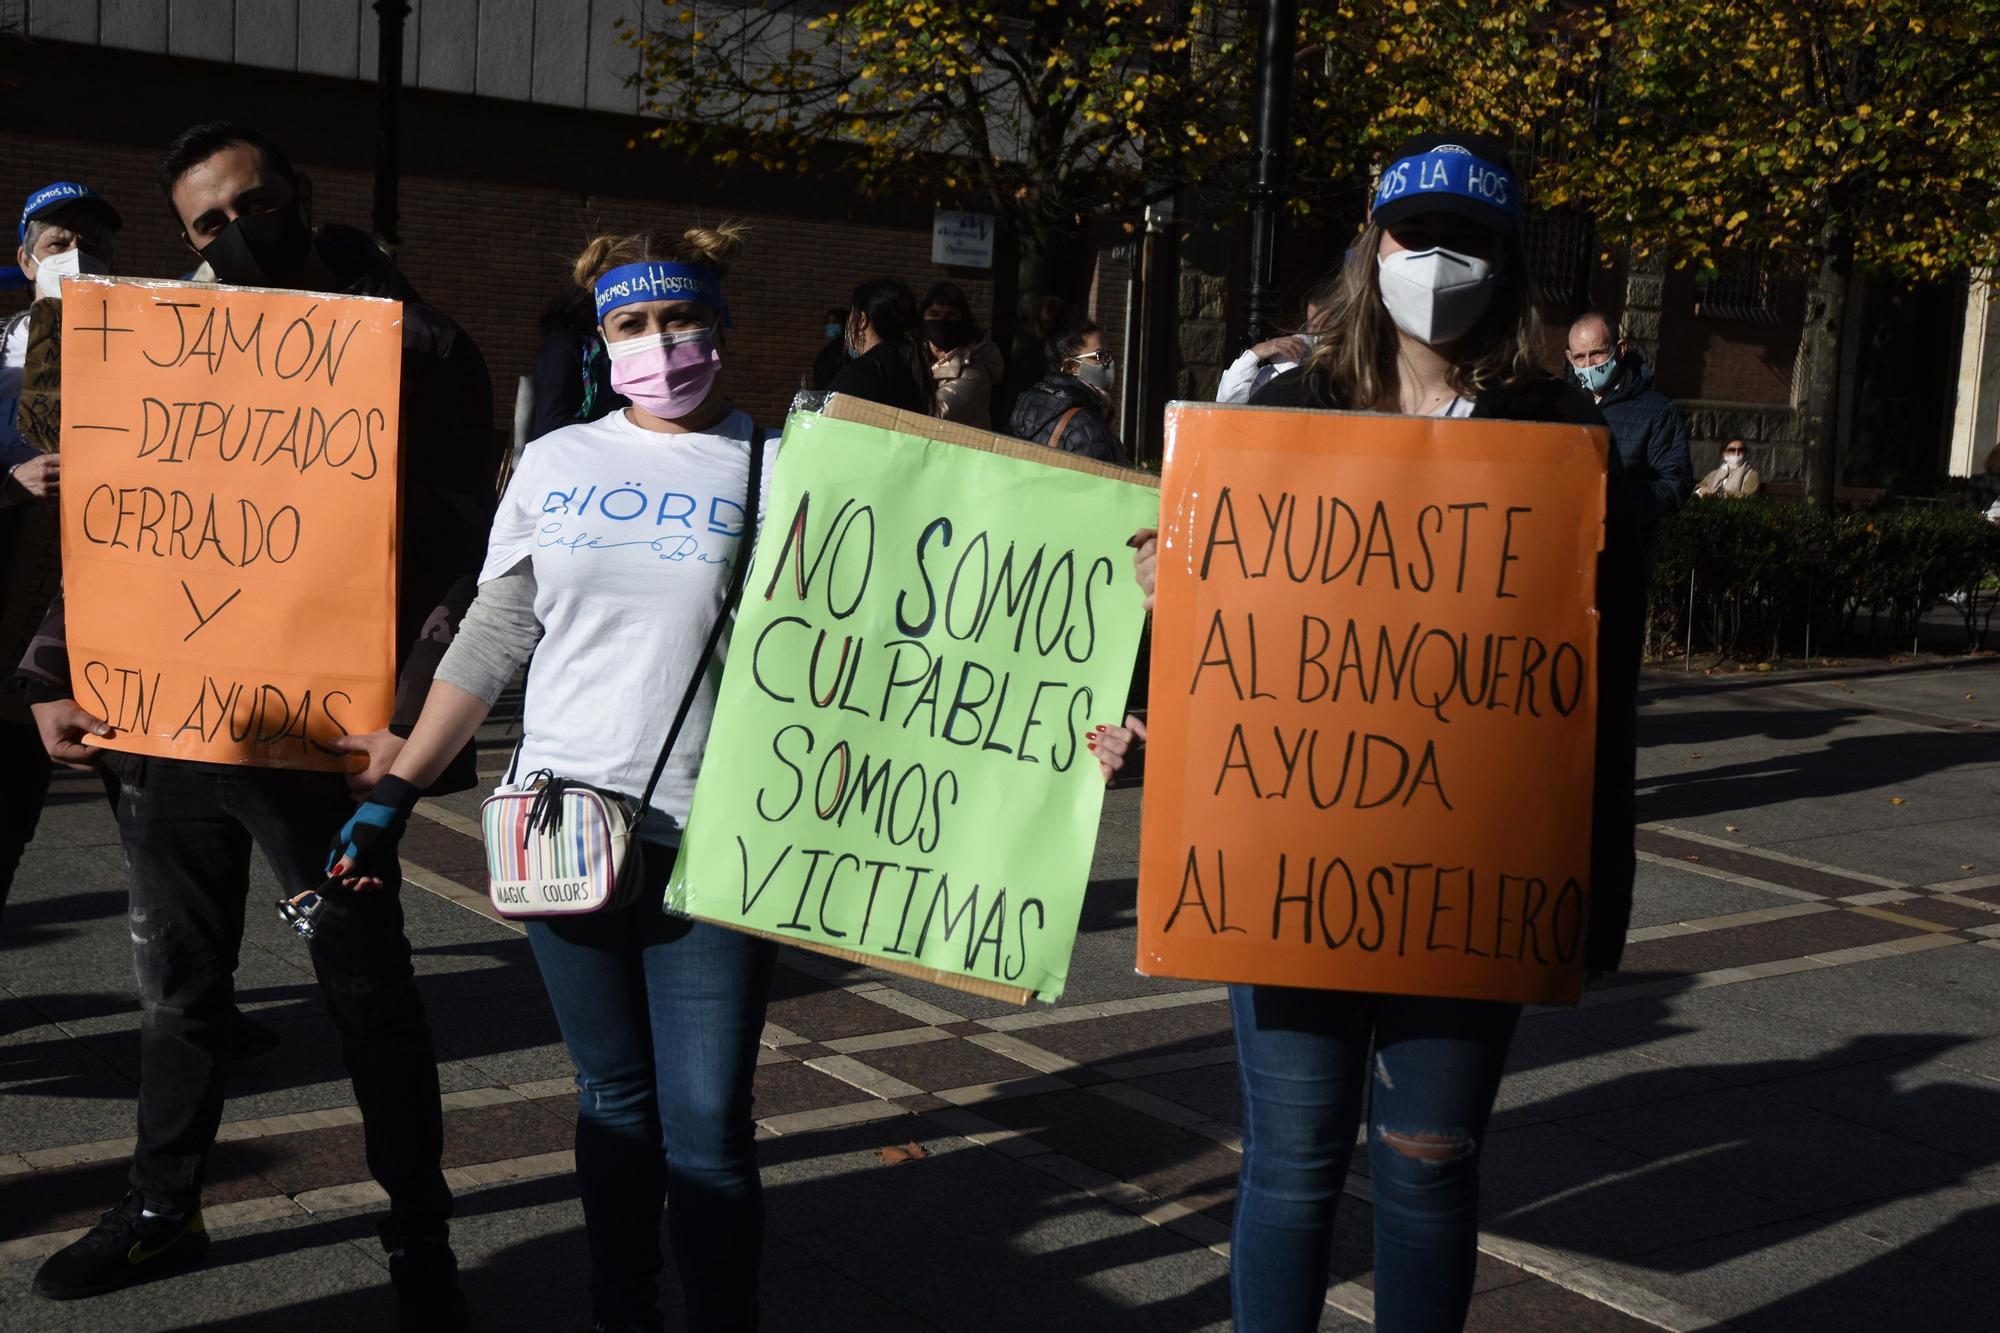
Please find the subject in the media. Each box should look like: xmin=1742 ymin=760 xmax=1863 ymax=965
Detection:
xmin=921 ymin=281 xmax=1005 ymax=428
xmin=826 ymin=276 xmax=930 ymax=412
xmin=324 ymin=226 xmax=778 ymax=1333
xmin=810 ymin=305 xmax=849 ymax=391
xmin=1109 ymin=132 xmax=1643 ymax=1332
xmin=1008 ymin=316 xmax=1126 ymax=466
xmin=1694 ymin=438 xmax=1761 ymax=498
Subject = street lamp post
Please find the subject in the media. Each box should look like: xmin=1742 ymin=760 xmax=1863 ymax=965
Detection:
xmin=372 ymin=0 xmax=411 ymax=253
xmin=1241 ymin=0 xmax=1297 ymax=347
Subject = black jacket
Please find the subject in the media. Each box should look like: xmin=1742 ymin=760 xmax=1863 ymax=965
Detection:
xmin=528 ymin=330 xmax=623 ymax=443
xmin=21 ymin=225 xmax=499 ymax=793
xmin=1008 ymin=373 xmax=1125 ymax=466
xmin=1252 ymin=368 xmax=1643 ymax=972
xmin=811 ymin=338 xmax=848 ymax=392
xmin=825 ymin=342 xmax=927 ymax=414
xmin=1590 ymin=350 xmax=1693 ymax=531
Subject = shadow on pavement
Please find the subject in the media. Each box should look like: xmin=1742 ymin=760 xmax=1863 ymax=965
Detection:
xmin=1636 ymin=728 xmax=2000 ymax=823
xmin=1636 ymin=704 xmax=1869 ymax=747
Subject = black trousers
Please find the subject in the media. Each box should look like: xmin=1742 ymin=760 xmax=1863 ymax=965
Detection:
xmin=111 ymin=756 xmax=451 ymax=1240
xmin=0 ymin=717 xmax=54 ymax=929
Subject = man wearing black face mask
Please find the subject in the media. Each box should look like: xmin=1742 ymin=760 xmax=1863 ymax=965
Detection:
xmin=22 ymin=122 xmax=495 ymax=1329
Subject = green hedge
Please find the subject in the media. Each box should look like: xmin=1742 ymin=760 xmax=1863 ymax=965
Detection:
xmin=1647 ymin=500 xmax=2000 ymax=660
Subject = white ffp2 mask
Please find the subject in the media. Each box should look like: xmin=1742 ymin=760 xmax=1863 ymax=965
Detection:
xmin=1376 ymin=247 xmax=1496 ymax=346
xmin=31 ymin=248 xmax=109 ymax=301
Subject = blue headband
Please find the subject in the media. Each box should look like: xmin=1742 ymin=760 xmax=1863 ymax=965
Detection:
xmin=1372 ymin=149 xmax=1522 ymax=224
xmin=593 ymin=262 xmax=732 ymax=327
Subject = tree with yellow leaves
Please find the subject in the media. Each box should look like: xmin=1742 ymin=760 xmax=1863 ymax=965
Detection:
xmin=1287 ymin=0 xmax=1599 ymax=217
xmin=1538 ymin=0 xmax=2000 ymax=503
xmin=621 ymin=0 xmax=1249 ymax=296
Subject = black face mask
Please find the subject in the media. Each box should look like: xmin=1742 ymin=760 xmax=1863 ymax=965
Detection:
xmin=923 ymin=316 xmax=976 ymax=352
xmin=201 ymin=204 xmax=314 ymax=288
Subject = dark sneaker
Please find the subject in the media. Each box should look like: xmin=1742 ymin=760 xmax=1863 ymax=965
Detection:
xmin=32 ymin=1193 xmax=209 ymax=1299
xmin=390 ymin=1238 xmax=469 ymax=1331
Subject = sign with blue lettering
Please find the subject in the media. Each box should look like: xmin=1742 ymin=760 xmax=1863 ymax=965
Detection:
xmin=932 ymin=210 xmax=995 ymax=269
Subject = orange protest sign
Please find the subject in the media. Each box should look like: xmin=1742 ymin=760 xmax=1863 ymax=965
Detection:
xmin=57 ymin=278 xmax=403 ymax=770
xmin=1136 ymin=403 xmax=1607 ymax=1006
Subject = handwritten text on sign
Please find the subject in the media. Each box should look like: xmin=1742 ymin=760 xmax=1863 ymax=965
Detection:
xmin=669 ymin=411 xmax=1158 ymax=1002
xmin=1137 ymin=405 xmax=1606 ymax=1005
xmin=59 ymin=278 xmax=403 ymax=769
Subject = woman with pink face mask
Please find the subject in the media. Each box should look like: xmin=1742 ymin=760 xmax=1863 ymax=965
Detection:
xmin=325 ymin=225 xmax=778 ymax=1332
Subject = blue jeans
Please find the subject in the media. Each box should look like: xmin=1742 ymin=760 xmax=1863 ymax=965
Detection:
xmin=526 ymin=842 xmax=776 ymax=1332
xmin=1229 ymin=985 xmax=1521 ymax=1333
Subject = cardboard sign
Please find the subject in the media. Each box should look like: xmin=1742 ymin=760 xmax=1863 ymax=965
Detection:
xmin=668 ymin=398 xmax=1159 ymax=1003
xmin=1137 ymin=403 xmax=1607 ymax=1005
xmin=58 ymin=278 xmax=403 ymax=770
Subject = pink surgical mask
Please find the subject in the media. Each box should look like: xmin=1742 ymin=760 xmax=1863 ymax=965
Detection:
xmin=603 ymin=327 xmax=720 ymax=419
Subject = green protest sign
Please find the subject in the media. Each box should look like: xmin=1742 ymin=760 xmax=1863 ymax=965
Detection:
xmin=667 ymin=404 xmax=1159 ymax=1002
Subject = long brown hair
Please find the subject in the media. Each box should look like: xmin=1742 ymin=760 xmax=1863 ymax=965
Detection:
xmin=1299 ymin=220 xmax=1543 ymax=410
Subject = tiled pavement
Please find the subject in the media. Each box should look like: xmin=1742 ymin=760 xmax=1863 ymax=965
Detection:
xmin=2 ymin=660 xmax=1998 ymax=1330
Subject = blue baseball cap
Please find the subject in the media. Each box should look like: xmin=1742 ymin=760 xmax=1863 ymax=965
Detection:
xmin=19 ymin=181 xmax=124 ymax=245
xmin=1370 ymin=132 xmax=1523 ymax=235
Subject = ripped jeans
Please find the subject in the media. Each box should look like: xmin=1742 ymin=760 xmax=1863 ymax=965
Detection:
xmin=525 ymin=841 xmax=775 ymax=1332
xmin=1229 ymin=985 xmax=1521 ymax=1333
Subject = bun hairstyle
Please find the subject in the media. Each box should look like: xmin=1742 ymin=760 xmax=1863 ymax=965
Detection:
xmin=570 ymin=222 xmax=747 ymax=292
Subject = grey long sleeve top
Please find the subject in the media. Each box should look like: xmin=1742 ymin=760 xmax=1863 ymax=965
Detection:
xmin=434 ymin=563 xmax=542 ymax=704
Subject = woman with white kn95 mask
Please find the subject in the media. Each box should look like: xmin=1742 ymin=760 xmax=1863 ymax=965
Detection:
xmin=1107 ymin=131 xmax=1646 ymax=1332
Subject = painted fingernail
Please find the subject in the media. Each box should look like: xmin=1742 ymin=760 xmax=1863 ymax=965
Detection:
xmin=1086 ymin=740 xmax=1098 ymax=751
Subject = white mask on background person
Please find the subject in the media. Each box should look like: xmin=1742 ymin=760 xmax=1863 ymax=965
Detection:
xmin=1724 ymin=453 xmax=1745 ymax=470
xmin=1376 ymin=247 xmax=1496 ymax=346
xmin=31 ymin=248 xmax=108 ymax=301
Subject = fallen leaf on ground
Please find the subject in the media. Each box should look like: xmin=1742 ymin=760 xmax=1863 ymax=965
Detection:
xmin=877 ymin=1142 xmax=928 ymax=1165
xmin=1889 ymin=797 xmax=1907 ymax=805
xmin=1962 ymin=864 xmax=1976 ymax=871
xmin=1966 ymin=693 xmax=1976 ymax=700
xmin=1685 ymin=854 xmax=1702 ymax=862
xmin=1725 ymin=824 xmax=1740 ymax=833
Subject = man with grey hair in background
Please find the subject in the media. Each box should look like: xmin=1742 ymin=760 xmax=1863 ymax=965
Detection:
xmin=0 ymin=182 xmax=125 ymax=930
xmin=1565 ymin=309 xmax=1694 ymax=541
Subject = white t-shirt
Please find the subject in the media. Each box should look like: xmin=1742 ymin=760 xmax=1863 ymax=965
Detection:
xmin=485 ymin=406 xmax=776 ymax=840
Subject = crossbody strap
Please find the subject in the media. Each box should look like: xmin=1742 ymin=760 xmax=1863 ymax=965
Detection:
xmin=1047 ymin=406 xmax=1083 ymax=452
xmin=634 ymin=423 xmax=768 ymax=813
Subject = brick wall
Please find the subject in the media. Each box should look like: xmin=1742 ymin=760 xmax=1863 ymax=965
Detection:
xmin=1 ymin=133 xmax=997 ymax=433
xmin=1652 ymin=268 xmax=1803 ymax=406
xmin=0 ymin=39 xmax=1005 ymax=433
